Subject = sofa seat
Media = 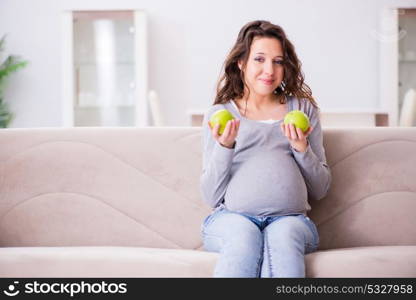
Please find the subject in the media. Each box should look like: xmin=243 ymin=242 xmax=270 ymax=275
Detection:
xmin=0 ymin=246 xmax=217 ymax=277
xmin=306 ymin=246 xmax=416 ymax=277
xmin=3 ymin=245 xmax=415 ymax=278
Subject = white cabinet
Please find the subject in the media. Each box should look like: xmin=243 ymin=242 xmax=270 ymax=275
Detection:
xmin=63 ymin=10 xmax=148 ymax=127
xmin=398 ymin=10 xmax=416 ymax=126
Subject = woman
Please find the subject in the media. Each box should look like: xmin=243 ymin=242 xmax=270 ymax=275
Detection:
xmin=200 ymin=20 xmax=331 ymax=277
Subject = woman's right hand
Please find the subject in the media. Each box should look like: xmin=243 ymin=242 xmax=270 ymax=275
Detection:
xmin=208 ymin=119 xmax=240 ymax=148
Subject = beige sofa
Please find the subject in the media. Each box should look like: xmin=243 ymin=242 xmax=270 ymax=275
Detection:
xmin=0 ymin=127 xmax=415 ymax=277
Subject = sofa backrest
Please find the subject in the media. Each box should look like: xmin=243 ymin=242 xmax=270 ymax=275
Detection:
xmin=0 ymin=127 xmax=415 ymax=251
xmin=0 ymin=128 xmax=211 ymax=250
xmin=308 ymin=127 xmax=416 ymax=249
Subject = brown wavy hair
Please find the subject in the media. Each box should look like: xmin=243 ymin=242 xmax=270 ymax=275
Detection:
xmin=214 ymin=20 xmax=317 ymax=108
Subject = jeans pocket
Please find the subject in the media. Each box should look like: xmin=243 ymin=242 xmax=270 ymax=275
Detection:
xmin=301 ymin=215 xmax=320 ymax=251
xmin=201 ymin=207 xmax=225 ymax=234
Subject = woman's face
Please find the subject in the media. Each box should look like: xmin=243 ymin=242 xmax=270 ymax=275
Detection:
xmin=240 ymin=37 xmax=284 ymax=98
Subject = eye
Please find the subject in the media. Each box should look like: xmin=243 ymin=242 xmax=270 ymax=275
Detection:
xmin=274 ymin=60 xmax=284 ymax=65
xmin=254 ymin=57 xmax=264 ymax=62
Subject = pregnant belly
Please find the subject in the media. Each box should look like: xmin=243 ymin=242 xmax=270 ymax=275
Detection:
xmin=225 ymin=151 xmax=308 ymax=215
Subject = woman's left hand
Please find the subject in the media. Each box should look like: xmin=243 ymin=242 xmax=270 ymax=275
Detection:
xmin=280 ymin=123 xmax=313 ymax=152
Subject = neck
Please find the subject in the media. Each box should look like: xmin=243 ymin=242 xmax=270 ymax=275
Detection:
xmin=245 ymin=96 xmax=270 ymax=109
xmin=242 ymin=93 xmax=282 ymax=112
xmin=235 ymin=93 xmax=286 ymax=118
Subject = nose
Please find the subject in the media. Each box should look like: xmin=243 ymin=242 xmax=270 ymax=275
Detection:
xmin=263 ymin=60 xmax=274 ymax=75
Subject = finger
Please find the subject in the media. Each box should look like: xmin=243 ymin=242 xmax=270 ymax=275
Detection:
xmin=235 ymin=119 xmax=240 ymax=133
xmin=230 ymin=120 xmax=239 ymax=141
xmin=301 ymin=126 xmax=312 ymax=139
xmin=289 ymin=124 xmax=298 ymax=139
xmin=228 ymin=120 xmax=235 ymax=138
xmin=296 ymin=127 xmax=304 ymax=139
xmin=222 ymin=119 xmax=233 ymax=137
xmin=284 ymin=123 xmax=290 ymax=138
xmin=212 ymin=124 xmax=220 ymax=139
xmin=232 ymin=119 xmax=238 ymax=136
xmin=231 ymin=120 xmax=238 ymax=138
xmin=224 ymin=121 xmax=235 ymax=145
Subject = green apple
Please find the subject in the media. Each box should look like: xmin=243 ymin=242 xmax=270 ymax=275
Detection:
xmin=209 ymin=109 xmax=235 ymax=135
xmin=283 ymin=110 xmax=310 ymax=132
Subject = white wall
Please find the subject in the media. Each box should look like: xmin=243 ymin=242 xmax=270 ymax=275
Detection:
xmin=1 ymin=0 xmax=416 ymax=127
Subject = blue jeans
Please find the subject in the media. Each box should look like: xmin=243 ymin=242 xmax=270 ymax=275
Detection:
xmin=201 ymin=207 xmax=319 ymax=278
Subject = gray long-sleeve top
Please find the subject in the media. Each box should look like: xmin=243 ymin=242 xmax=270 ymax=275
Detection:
xmin=200 ymin=96 xmax=331 ymax=216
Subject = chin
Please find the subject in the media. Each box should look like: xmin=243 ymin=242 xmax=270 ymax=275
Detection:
xmin=253 ymin=87 xmax=277 ymax=96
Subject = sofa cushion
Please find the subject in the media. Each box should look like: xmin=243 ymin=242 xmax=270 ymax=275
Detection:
xmin=3 ymin=245 xmax=414 ymax=278
xmin=309 ymin=128 xmax=416 ymax=249
xmin=0 ymin=246 xmax=217 ymax=277
xmin=306 ymin=246 xmax=416 ymax=277
xmin=0 ymin=128 xmax=211 ymax=250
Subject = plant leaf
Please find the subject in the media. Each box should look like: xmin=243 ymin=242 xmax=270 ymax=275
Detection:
xmin=0 ymin=35 xmax=6 ymax=53
xmin=0 ymin=97 xmax=13 ymax=127
xmin=0 ymin=55 xmax=28 ymax=81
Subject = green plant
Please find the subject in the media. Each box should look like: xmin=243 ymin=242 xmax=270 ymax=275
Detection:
xmin=0 ymin=35 xmax=28 ymax=128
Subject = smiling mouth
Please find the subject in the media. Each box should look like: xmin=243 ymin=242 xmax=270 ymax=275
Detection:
xmin=260 ymin=79 xmax=274 ymax=85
